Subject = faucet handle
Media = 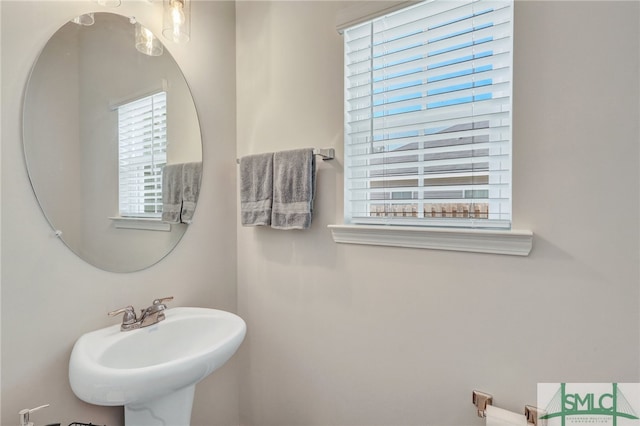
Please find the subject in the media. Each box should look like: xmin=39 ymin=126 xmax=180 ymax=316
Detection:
xmin=108 ymin=305 xmax=137 ymax=325
xmin=152 ymin=296 xmax=174 ymax=305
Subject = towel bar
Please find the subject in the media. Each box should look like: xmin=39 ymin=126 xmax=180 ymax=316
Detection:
xmin=312 ymin=147 xmax=335 ymax=160
xmin=236 ymin=148 xmax=335 ymax=164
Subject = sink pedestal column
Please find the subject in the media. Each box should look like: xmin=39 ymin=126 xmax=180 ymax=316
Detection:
xmin=125 ymin=385 xmax=196 ymax=426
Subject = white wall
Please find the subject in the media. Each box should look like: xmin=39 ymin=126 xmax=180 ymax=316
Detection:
xmin=236 ymin=2 xmax=639 ymax=425
xmin=1 ymin=1 xmax=238 ymax=425
xmin=2 ymin=1 xmax=639 ymax=426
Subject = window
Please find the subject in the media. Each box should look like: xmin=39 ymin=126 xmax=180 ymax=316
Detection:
xmin=117 ymin=91 xmax=167 ymax=218
xmin=344 ymin=0 xmax=513 ymax=229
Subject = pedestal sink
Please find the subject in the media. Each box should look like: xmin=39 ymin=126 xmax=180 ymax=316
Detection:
xmin=69 ymin=307 xmax=246 ymax=426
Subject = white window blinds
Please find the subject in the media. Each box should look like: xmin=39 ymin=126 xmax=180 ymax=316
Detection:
xmin=118 ymin=91 xmax=167 ymax=218
xmin=344 ymin=0 xmax=512 ymax=229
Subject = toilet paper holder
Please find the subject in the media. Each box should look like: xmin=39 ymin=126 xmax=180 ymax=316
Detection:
xmin=472 ymin=390 xmax=545 ymax=426
xmin=472 ymin=390 xmax=493 ymax=418
xmin=525 ymin=405 xmax=545 ymax=426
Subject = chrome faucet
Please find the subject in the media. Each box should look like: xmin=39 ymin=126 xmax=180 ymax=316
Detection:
xmin=109 ymin=297 xmax=174 ymax=331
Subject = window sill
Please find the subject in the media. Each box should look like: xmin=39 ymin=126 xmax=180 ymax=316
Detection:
xmin=109 ymin=217 xmax=171 ymax=232
xmin=328 ymin=224 xmax=533 ymax=256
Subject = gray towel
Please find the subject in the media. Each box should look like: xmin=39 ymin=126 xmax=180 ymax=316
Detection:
xmin=271 ymin=148 xmax=315 ymax=230
xmin=240 ymin=153 xmax=274 ymax=226
xmin=181 ymin=162 xmax=202 ymax=224
xmin=161 ymin=164 xmax=183 ymax=223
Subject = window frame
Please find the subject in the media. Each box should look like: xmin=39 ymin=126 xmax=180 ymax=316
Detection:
xmin=333 ymin=0 xmax=532 ymax=255
xmin=117 ymin=91 xmax=168 ymax=220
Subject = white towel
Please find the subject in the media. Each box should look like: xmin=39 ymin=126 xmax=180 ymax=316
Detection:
xmin=240 ymin=153 xmax=274 ymax=226
xmin=271 ymin=148 xmax=315 ymax=230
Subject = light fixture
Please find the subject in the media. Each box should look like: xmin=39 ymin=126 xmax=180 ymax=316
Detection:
xmin=162 ymin=0 xmax=190 ymax=43
xmin=96 ymin=0 xmax=122 ymax=6
xmin=131 ymin=17 xmax=163 ymax=57
xmin=71 ymin=13 xmax=95 ymax=26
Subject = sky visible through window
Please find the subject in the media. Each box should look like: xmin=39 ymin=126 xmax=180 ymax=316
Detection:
xmin=372 ymin=8 xmax=495 ymax=144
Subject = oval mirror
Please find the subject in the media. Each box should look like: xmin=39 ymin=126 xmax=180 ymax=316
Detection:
xmin=23 ymin=12 xmax=202 ymax=273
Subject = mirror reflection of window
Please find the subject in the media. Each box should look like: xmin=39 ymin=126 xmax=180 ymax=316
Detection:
xmin=117 ymin=91 xmax=168 ymax=218
xmin=23 ymin=12 xmax=202 ymax=272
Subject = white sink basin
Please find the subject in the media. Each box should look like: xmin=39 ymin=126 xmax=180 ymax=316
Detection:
xmin=69 ymin=307 xmax=246 ymax=425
